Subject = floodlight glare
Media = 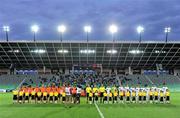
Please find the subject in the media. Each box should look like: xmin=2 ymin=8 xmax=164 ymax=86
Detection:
xmin=129 ymin=50 xmax=144 ymax=54
xmin=31 ymin=49 xmax=46 ymax=54
xmin=80 ymin=49 xmax=95 ymax=54
xmin=8 ymin=49 xmax=19 ymax=53
xmin=164 ymin=27 xmax=171 ymax=33
xmin=57 ymin=25 xmax=66 ymax=33
xmin=84 ymin=25 xmax=92 ymax=33
xmin=109 ymin=24 xmax=118 ymax=34
xmin=137 ymin=26 xmax=144 ymax=34
xmin=31 ymin=25 xmax=39 ymax=33
xmin=155 ymin=50 xmax=166 ymax=54
xmin=58 ymin=49 xmax=69 ymax=53
xmin=107 ymin=49 xmax=117 ymax=54
xmin=3 ymin=26 xmax=10 ymax=32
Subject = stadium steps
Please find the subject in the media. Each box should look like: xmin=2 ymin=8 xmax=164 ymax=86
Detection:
xmin=144 ymin=75 xmax=154 ymax=85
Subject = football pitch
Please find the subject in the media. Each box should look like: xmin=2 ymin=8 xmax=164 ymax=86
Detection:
xmin=0 ymin=92 xmax=180 ymax=118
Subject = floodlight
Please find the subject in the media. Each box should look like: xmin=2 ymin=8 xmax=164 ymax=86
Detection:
xmin=164 ymin=27 xmax=171 ymax=33
xmin=31 ymin=49 xmax=46 ymax=54
xmin=155 ymin=50 xmax=166 ymax=54
xmin=57 ymin=25 xmax=66 ymax=33
xmin=58 ymin=49 xmax=69 ymax=53
xmin=109 ymin=24 xmax=118 ymax=34
xmin=31 ymin=25 xmax=39 ymax=33
xmin=137 ymin=26 xmax=144 ymax=34
xmin=8 ymin=49 xmax=19 ymax=53
xmin=84 ymin=25 xmax=92 ymax=33
xmin=3 ymin=26 xmax=10 ymax=32
xmin=80 ymin=49 xmax=95 ymax=54
xmin=107 ymin=49 xmax=117 ymax=54
xmin=129 ymin=50 xmax=144 ymax=54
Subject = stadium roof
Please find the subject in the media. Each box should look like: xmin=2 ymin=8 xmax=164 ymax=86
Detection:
xmin=0 ymin=41 xmax=180 ymax=69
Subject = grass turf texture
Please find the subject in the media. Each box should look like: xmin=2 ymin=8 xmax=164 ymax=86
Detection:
xmin=0 ymin=93 xmax=180 ymax=118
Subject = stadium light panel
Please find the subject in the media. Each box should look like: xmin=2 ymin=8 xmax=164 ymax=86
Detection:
xmin=84 ymin=25 xmax=92 ymax=33
xmin=107 ymin=49 xmax=117 ymax=54
xmin=80 ymin=49 xmax=95 ymax=54
xmin=57 ymin=25 xmax=66 ymax=33
xmin=8 ymin=49 xmax=19 ymax=53
xmin=137 ymin=26 xmax=144 ymax=34
xmin=155 ymin=50 xmax=166 ymax=54
xmin=58 ymin=49 xmax=68 ymax=53
xmin=109 ymin=24 xmax=118 ymax=34
xmin=31 ymin=25 xmax=39 ymax=33
xmin=164 ymin=27 xmax=171 ymax=33
xmin=31 ymin=49 xmax=46 ymax=54
xmin=3 ymin=26 xmax=10 ymax=32
xmin=129 ymin=50 xmax=144 ymax=54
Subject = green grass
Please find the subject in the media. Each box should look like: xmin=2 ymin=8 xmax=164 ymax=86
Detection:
xmin=1 ymin=93 xmax=180 ymax=118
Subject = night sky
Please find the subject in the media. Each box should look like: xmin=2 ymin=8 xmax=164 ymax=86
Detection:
xmin=0 ymin=0 xmax=180 ymax=41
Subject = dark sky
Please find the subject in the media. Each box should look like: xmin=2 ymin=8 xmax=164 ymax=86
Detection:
xmin=0 ymin=0 xmax=180 ymax=41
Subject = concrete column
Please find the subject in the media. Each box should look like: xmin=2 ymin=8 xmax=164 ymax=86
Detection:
xmin=8 ymin=69 xmax=11 ymax=74
xmin=100 ymin=66 xmax=103 ymax=74
xmin=43 ymin=66 xmax=46 ymax=74
xmin=65 ymin=68 xmax=69 ymax=74
xmin=114 ymin=68 xmax=117 ymax=75
xmin=156 ymin=68 xmax=160 ymax=75
xmin=109 ymin=69 xmax=111 ymax=76
xmin=128 ymin=66 xmax=132 ymax=75
xmin=13 ymin=68 xmax=16 ymax=75
xmin=141 ymin=69 xmax=144 ymax=75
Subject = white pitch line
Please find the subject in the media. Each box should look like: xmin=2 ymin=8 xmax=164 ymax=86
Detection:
xmin=95 ymin=103 xmax=105 ymax=118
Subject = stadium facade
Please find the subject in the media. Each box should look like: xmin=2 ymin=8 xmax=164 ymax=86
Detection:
xmin=0 ymin=41 xmax=180 ymax=75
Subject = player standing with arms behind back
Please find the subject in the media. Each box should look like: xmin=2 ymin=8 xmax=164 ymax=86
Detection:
xmin=86 ymin=84 xmax=91 ymax=103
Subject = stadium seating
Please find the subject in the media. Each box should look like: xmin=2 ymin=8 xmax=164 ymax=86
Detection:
xmin=0 ymin=75 xmax=26 ymax=89
xmin=1 ymin=74 xmax=180 ymax=91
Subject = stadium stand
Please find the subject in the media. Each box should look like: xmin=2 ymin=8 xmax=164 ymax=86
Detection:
xmin=1 ymin=74 xmax=180 ymax=92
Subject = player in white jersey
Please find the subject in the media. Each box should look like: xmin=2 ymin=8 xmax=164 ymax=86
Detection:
xmin=76 ymin=86 xmax=81 ymax=104
xmin=134 ymin=88 xmax=139 ymax=103
xmin=106 ymin=86 xmax=111 ymax=102
xmin=65 ymin=85 xmax=71 ymax=103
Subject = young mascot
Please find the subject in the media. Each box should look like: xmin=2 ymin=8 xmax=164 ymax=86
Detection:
xmin=89 ymin=90 xmax=93 ymax=104
xmin=165 ymin=89 xmax=170 ymax=103
xmin=142 ymin=90 xmax=147 ymax=103
xmin=119 ymin=89 xmax=124 ymax=103
xmin=31 ymin=88 xmax=36 ymax=103
xmin=37 ymin=90 xmax=42 ymax=103
xmin=103 ymin=90 xmax=108 ymax=104
xmin=54 ymin=91 xmax=59 ymax=103
xmin=13 ymin=89 xmax=18 ymax=103
xmin=159 ymin=90 xmax=164 ymax=104
xmin=126 ymin=90 xmax=130 ymax=103
xmin=94 ymin=90 xmax=99 ymax=103
xmin=99 ymin=84 xmax=105 ymax=103
xmin=149 ymin=89 xmax=153 ymax=103
xmin=49 ymin=91 xmax=54 ymax=103
xmin=93 ymin=85 xmax=98 ymax=103
xmin=108 ymin=91 xmax=113 ymax=104
xmin=24 ymin=90 xmax=30 ymax=103
xmin=86 ymin=84 xmax=91 ymax=103
xmin=131 ymin=90 xmax=136 ymax=103
xmin=43 ymin=90 xmax=48 ymax=103
xmin=113 ymin=89 xmax=118 ymax=103
xmin=62 ymin=91 xmax=66 ymax=103
xmin=138 ymin=90 xmax=142 ymax=103
xmin=154 ymin=89 xmax=159 ymax=103
xmin=18 ymin=89 xmax=24 ymax=104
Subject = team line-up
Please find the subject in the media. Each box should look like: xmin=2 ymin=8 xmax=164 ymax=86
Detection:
xmin=12 ymin=84 xmax=170 ymax=104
